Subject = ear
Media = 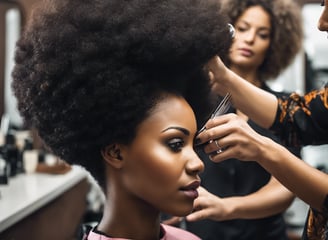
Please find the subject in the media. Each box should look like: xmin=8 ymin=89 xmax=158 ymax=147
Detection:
xmin=102 ymin=144 xmax=124 ymax=169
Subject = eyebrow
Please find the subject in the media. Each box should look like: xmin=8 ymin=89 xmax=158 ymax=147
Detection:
xmin=161 ymin=126 xmax=190 ymax=136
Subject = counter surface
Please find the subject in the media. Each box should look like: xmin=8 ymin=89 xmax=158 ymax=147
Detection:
xmin=0 ymin=165 xmax=88 ymax=232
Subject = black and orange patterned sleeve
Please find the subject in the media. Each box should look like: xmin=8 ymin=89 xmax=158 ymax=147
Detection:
xmin=270 ymin=84 xmax=328 ymax=147
xmin=302 ymin=196 xmax=328 ymax=240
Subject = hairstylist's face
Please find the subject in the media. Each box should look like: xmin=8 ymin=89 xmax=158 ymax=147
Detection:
xmin=120 ymin=94 xmax=204 ymax=216
xmin=229 ymin=5 xmax=271 ymax=70
xmin=318 ymin=0 xmax=328 ymax=31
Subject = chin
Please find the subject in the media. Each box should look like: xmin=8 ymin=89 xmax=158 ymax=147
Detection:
xmin=171 ymin=204 xmax=194 ymax=217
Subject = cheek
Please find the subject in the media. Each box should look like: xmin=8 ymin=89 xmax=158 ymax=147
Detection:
xmin=257 ymin=41 xmax=270 ymax=57
xmin=228 ymin=42 xmax=238 ymax=60
xmin=140 ymin=148 xmax=178 ymax=182
xmin=124 ymin=142 xmax=184 ymax=193
xmin=230 ymin=38 xmax=239 ymax=51
xmin=251 ymin=41 xmax=270 ymax=66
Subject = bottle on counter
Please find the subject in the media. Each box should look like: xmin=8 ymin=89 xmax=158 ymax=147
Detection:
xmin=4 ymin=132 xmax=19 ymax=177
xmin=0 ymin=153 xmax=8 ymax=184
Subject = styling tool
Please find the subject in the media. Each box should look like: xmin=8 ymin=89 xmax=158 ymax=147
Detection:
xmin=197 ymin=92 xmax=232 ymax=134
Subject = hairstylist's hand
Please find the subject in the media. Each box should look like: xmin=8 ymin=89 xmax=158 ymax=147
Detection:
xmin=186 ymin=186 xmax=236 ymax=222
xmin=205 ymin=56 xmax=230 ymax=96
xmin=196 ymin=113 xmax=271 ymax=163
xmin=161 ymin=216 xmax=183 ymax=227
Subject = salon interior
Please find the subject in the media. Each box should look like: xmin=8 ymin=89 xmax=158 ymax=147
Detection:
xmin=0 ymin=0 xmax=327 ymax=239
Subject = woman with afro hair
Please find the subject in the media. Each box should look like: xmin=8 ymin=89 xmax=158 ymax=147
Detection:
xmin=11 ymin=0 xmax=232 ymax=239
xmin=184 ymin=0 xmax=304 ymax=239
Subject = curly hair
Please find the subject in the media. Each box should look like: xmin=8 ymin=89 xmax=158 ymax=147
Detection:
xmin=221 ymin=0 xmax=303 ymax=81
xmin=12 ymin=0 xmax=231 ymax=188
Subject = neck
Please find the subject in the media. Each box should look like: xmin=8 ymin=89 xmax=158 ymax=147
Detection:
xmin=97 ymin=181 xmax=162 ymax=239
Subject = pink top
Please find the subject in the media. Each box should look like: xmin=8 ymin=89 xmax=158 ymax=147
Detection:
xmin=85 ymin=224 xmax=201 ymax=240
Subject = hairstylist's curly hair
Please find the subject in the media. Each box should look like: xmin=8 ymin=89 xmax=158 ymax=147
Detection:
xmin=221 ymin=0 xmax=303 ymax=80
xmin=12 ymin=0 xmax=231 ymax=188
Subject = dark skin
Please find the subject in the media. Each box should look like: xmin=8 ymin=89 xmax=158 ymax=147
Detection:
xmin=98 ymin=95 xmax=204 ymax=239
xmin=184 ymin=3 xmax=294 ymax=223
xmin=201 ymin=0 xmax=328 ymax=214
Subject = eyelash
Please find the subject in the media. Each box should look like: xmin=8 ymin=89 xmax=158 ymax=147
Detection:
xmin=236 ymin=26 xmax=269 ymax=40
xmin=258 ymin=33 xmax=269 ymax=39
xmin=167 ymin=138 xmax=185 ymax=152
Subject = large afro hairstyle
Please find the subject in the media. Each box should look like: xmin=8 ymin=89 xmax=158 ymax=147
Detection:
xmin=12 ymin=0 xmax=232 ymax=188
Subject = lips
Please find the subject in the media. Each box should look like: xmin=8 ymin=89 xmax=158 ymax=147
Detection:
xmin=238 ymin=48 xmax=253 ymax=57
xmin=180 ymin=180 xmax=201 ymax=199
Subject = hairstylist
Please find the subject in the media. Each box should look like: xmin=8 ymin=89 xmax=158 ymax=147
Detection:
xmin=195 ymin=1 xmax=328 ymax=239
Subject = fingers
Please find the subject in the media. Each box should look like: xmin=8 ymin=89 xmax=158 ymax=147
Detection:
xmin=202 ymin=139 xmax=225 ymax=157
xmin=186 ymin=208 xmax=209 ymax=222
xmin=209 ymin=144 xmax=236 ymax=162
xmin=196 ymin=113 xmax=237 ymax=148
xmin=214 ymin=139 xmax=222 ymax=153
xmin=208 ymin=70 xmax=214 ymax=82
xmin=161 ymin=216 xmax=183 ymax=226
xmin=206 ymin=56 xmax=221 ymax=75
xmin=186 ymin=187 xmax=212 ymax=222
xmin=187 ymin=186 xmax=229 ymax=222
xmin=195 ymin=123 xmax=227 ymax=158
xmin=195 ymin=113 xmax=261 ymax=162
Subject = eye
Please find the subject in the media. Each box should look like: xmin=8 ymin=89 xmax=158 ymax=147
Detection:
xmin=258 ymin=32 xmax=270 ymax=40
xmin=167 ymin=138 xmax=184 ymax=152
xmin=236 ymin=25 xmax=247 ymax=32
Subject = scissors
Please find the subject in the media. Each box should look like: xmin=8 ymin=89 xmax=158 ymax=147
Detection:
xmin=197 ymin=92 xmax=232 ymax=134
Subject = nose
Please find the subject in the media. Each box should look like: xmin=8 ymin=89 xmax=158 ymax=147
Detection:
xmin=318 ymin=4 xmax=328 ymax=31
xmin=242 ymin=29 xmax=256 ymax=44
xmin=186 ymin=148 xmax=205 ymax=174
xmin=318 ymin=18 xmax=328 ymax=32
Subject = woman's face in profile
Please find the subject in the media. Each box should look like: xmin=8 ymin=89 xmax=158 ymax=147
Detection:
xmin=229 ymin=5 xmax=271 ymax=70
xmin=120 ymin=94 xmax=204 ymax=216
